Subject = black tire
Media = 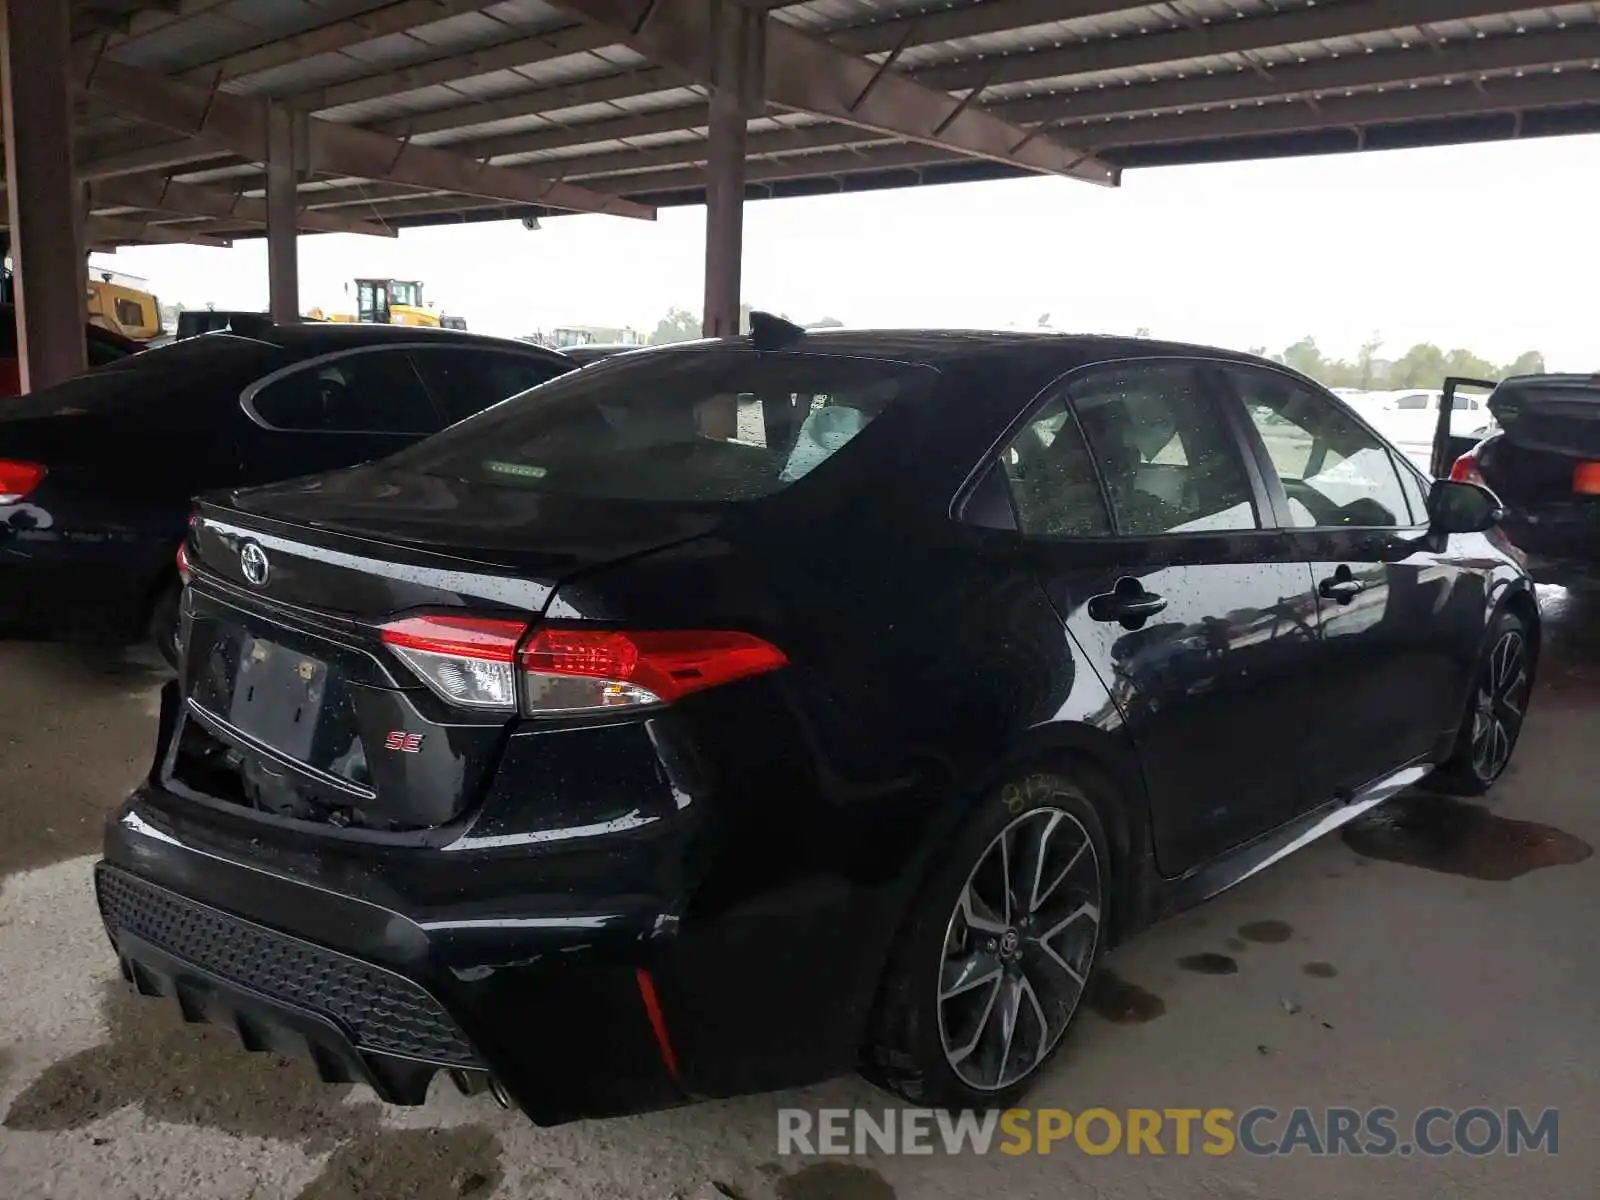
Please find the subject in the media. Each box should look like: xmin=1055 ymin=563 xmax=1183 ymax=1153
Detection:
xmin=146 ymin=577 xmax=182 ymax=671
xmin=1427 ymin=611 xmax=1533 ymax=796
xmin=861 ymin=771 xmax=1111 ymax=1110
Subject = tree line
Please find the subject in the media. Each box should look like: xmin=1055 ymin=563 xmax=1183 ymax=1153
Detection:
xmin=1257 ymin=335 xmax=1545 ymax=392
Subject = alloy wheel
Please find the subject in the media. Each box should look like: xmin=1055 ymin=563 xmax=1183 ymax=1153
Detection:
xmin=936 ymin=807 xmax=1101 ymax=1092
xmin=1470 ymin=629 xmax=1529 ymax=783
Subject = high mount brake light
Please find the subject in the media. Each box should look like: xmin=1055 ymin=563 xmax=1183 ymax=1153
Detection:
xmin=378 ymin=617 xmax=787 ymax=715
xmin=0 ymin=460 xmax=46 ymax=504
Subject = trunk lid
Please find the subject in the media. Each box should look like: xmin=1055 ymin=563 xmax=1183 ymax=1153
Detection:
xmin=1488 ymin=376 xmax=1600 ymax=460
xmin=1474 ymin=377 xmax=1600 ymax=559
xmin=175 ymin=466 xmax=721 ymax=834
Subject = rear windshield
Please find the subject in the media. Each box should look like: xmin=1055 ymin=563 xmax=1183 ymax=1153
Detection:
xmin=0 ymin=333 xmax=280 ymax=419
xmin=392 ymin=348 xmax=937 ymax=502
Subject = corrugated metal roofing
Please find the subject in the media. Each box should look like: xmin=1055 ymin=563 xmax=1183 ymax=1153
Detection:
xmin=65 ymin=0 xmax=1600 ymax=244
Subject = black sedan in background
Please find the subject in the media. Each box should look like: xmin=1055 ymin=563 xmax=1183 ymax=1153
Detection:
xmin=0 ymin=323 xmax=571 ymax=660
xmin=1445 ymin=373 xmax=1600 ymax=586
xmin=99 ymin=323 xmax=1534 ymax=1125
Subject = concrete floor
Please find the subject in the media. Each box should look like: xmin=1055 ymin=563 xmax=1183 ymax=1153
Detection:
xmin=0 ymin=590 xmax=1595 ymax=1200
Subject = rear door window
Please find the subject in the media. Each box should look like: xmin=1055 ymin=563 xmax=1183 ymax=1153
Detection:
xmin=993 ymin=395 xmax=1111 ymax=537
xmin=393 ymin=349 xmax=935 ymax=502
xmin=409 ymin=348 xmax=569 ymax=424
xmin=248 ymin=349 xmax=441 ymax=434
xmin=1066 ymin=361 xmax=1260 ymax=535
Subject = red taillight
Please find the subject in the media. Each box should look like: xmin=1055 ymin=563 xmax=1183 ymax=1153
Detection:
xmin=0 ymin=459 xmax=45 ymax=503
xmin=1450 ymin=450 xmax=1486 ymax=486
xmin=520 ymin=628 xmax=788 ymax=713
xmin=1574 ymin=461 xmax=1600 ymax=496
xmin=175 ymin=542 xmax=191 ymax=585
xmin=378 ymin=617 xmax=787 ymax=715
xmin=380 ymin=615 xmax=526 ymax=710
xmin=380 ymin=615 xmax=526 ymax=661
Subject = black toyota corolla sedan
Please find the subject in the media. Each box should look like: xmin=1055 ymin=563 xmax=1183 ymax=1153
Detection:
xmin=0 ymin=322 xmax=571 ymax=661
xmin=97 ymin=321 xmax=1536 ymax=1124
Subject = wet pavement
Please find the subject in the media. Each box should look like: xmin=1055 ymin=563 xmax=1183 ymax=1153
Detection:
xmin=1 ymin=584 xmax=1597 ymax=1198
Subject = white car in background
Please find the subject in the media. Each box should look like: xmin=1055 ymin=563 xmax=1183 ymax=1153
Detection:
xmin=1363 ymin=388 xmax=1497 ymax=471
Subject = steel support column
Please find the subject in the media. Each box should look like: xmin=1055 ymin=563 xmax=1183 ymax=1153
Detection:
xmin=1 ymin=0 xmax=85 ymax=391
xmin=266 ymin=104 xmax=300 ymax=324
xmin=701 ymin=2 xmax=763 ymax=338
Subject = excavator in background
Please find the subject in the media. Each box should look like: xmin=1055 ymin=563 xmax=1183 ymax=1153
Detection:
xmin=85 ymin=269 xmax=164 ymax=342
xmin=307 ymin=278 xmax=466 ymax=329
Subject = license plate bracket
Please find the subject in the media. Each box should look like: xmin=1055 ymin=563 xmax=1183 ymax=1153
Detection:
xmin=226 ymin=635 xmax=329 ymax=763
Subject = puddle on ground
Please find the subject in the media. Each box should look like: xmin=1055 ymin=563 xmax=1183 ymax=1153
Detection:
xmin=1177 ymin=953 xmax=1239 ymax=975
xmin=1086 ymin=968 xmax=1166 ymax=1024
xmin=776 ymin=1163 xmax=896 ymax=1200
xmin=1302 ymin=962 xmax=1338 ymax=979
xmin=4 ymin=981 xmax=503 ymax=1198
xmin=1341 ymin=794 xmax=1593 ymax=881
xmin=1237 ymin=920 xmax=1293 ymax=944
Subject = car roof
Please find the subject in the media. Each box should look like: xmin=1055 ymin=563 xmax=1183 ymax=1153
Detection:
xmin=638 ymin=327 xmax=1285 ymax=375
xmin=255 ymin=321 xmax=568 ymax=361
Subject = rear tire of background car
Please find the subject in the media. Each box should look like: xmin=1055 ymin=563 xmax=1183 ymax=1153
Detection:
xmin=1427 ymin=611 xmax=1532 ymax=796
xmin=861 ymin=771 xmax=1111 ymax=1111
xmin=146 ymin=578 xmax=182 ymax=671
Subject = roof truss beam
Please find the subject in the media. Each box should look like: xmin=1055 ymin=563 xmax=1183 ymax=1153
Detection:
xmin=996 ymin=27 xmax=1600 ymax=125
xmin=831 ymin=0 xmax=1153 ymax=57
xmin=369 ymin=64 xmax=688 ymax=139
xmin=454 ymin=103 xmax=715 ymax=162
xmin=910 ymin=0 xmax=1560 ymax=92
xmin=1065 ymin=71 xmax=1600 ymax=149
xmin=75 ymin=56 xmax=655 ymax=218
xmin=307 ymin=124 xmax=890 ymax=203
xmin=546 ymin=0 xmax=1116 ymax=184
xmin=88 ymin=1 xmax=514 ymax=90
xmin=368 ymin=1 xmax=1142 ymax=140
xmin=74 ymin=0 xmax=231 ymax=51
xmin=591 ymin=141 xmax=963 ymax=195
xmin=91 ymin=173 xmax=397 ymax=237
xmin=85 ymin=214 xmax=230 ymax=248
xmin=554 ymin=124 xmax=888 ymax=179
xmin=296 ymin=21 xmax=620 ymax=113
xmin=78 ymin=137 xmax=236 ymax=181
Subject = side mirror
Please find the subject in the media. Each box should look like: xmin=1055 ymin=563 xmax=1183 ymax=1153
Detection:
xmin=1427 ymin=478 xmax=1503 ymax=535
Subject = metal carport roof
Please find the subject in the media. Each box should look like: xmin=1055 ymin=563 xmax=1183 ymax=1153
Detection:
xmin=38 ymin=0 xmax=1600 ymax=246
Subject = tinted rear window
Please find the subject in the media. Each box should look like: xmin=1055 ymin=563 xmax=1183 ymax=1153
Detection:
xmin=392 ymin=349 xmax=936 ymax=502
xmin=0 ymin=333 xmax=280 ymax=419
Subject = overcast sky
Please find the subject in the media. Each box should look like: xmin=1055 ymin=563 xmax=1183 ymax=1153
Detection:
xmin=94 ymin=132 xmax=1600 ymax=371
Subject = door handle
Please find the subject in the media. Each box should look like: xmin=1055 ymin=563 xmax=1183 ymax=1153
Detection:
xmin=1088 ymin=577 xmax=1168 ymax=629
xmin=1318 ymin=569 xmax=1366 ymax=604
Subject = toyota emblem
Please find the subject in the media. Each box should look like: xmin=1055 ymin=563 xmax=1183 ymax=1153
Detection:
xmin=239 ymin=541 xmax=270 ymax=586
